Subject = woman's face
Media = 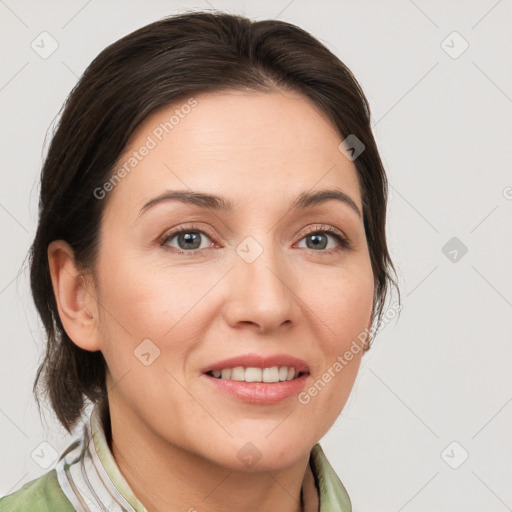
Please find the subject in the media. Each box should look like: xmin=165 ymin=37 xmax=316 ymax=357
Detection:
xmin=90 ymin=89 xmax=374 ymax=470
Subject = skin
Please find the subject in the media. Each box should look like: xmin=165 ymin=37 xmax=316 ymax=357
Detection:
xmin=48 ymin=89 xmax=375 ymax=512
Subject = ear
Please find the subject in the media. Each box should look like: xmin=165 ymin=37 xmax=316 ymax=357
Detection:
xmin=47 ymin=240 xmax=101 ymax=352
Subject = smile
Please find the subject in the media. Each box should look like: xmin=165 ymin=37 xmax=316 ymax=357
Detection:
xmin=202 ymin=353 xmax=310 ymax=404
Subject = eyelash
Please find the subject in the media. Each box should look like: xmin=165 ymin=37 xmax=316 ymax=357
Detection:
xmin=159 ymin=223 xmax=350 ymax=257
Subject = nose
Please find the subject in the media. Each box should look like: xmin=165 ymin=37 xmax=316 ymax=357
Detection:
xmin=223 ymin=237 xmax=299 ymax=334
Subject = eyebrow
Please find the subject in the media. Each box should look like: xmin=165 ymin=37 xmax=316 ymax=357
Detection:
xmin=139 ymin=188 xmax=362 ymax=218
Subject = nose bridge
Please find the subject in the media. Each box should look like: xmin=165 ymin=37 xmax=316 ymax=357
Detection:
xmin=229 ymin=232 xmax=296 ymax=330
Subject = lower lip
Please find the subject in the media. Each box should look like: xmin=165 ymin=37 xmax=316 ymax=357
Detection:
xmin=202 ymin=373 xmax=309 ymax=405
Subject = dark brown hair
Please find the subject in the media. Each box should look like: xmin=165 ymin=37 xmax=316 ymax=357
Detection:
xmin=30 ymin=10 xmax=399 ymax=433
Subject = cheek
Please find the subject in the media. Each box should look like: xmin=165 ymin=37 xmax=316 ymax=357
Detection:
xmin=300 ymin=263 xmax=373 ymax=410
xmin=93 ymin=248 xmax=224 ymax=376
xmin=308 ymin=261 xmax=374 ymax=349
xmin=95 ymin=251 xmax=196 ymax=335
xmin=299 ymin=274 xmax=371 ymax=435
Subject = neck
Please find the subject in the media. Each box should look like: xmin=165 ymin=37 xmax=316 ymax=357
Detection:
xmin=108 ymin=399 xmax=310 ymax=512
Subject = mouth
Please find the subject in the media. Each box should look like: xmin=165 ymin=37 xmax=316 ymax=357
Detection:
xmin=201 ymin=353 xmax=310 ymax=404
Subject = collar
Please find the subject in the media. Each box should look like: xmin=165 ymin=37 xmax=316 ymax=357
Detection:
xmin=55 ymin=404 xmax=351 ymax=511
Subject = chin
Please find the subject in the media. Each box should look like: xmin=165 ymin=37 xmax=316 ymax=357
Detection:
xmin=207 ymin=433 xmax=314 ymax=472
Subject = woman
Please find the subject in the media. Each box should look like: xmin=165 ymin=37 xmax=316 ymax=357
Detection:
xmin=1 ymin=10 xmax=398 ymax=512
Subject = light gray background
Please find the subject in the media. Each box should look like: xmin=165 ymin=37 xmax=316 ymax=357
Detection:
xmin=1 ymin=1 xmax=511 ymax=510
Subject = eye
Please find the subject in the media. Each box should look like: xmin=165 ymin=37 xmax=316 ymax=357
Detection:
xmin=159 ymin=223 xmax=350 ymax=256
xmin=296 ymin=226 xmax=350 ymax=252
xmin=160 ymin=224 xmax=215 ymax=255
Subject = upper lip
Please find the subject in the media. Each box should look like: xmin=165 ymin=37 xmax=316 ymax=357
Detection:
xmin=202 ymin=353 xmax=310 ymax=374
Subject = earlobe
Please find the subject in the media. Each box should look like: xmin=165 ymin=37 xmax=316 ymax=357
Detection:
xmin=47 ymin=240 xmax=101 ymax=352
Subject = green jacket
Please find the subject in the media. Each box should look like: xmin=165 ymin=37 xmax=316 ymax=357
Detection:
xmin=0 ymin=470 xmax=73 ymax=512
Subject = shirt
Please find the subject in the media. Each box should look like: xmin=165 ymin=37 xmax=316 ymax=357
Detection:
xmin=0 ymin=404 xmax=352 ymax=511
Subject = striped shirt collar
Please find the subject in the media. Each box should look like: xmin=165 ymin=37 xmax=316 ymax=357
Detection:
xmin=55 ymin=404 xmax=351 ymax=511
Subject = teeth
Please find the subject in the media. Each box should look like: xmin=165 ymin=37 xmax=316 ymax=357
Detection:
xmin=245 ymin=367 xmax=262 ymax=382
xmin=208 ymin=366 xmax=300 ymax=382
xmin=231 ymin=366 xmax=245 ymax=381
xmin=262 ymin=366 xmax=279 ymax=383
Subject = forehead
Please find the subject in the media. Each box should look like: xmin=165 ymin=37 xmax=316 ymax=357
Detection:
xmin=105 ymin=89 xmax=362 ymax=218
